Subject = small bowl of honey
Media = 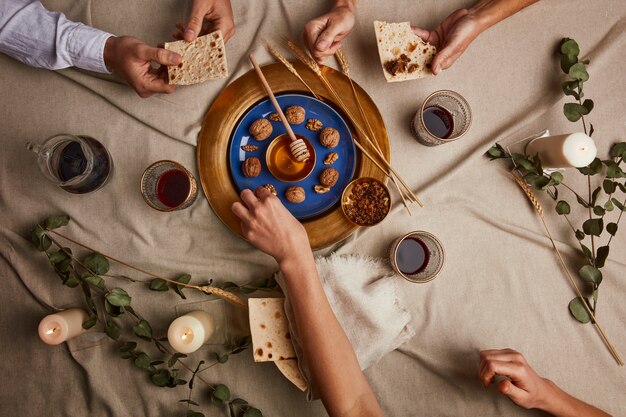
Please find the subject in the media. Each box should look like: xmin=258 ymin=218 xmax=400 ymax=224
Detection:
xmin=265 ymin=133 xmax=316 ymax=182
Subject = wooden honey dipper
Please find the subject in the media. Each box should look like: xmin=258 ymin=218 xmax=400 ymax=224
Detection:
xmin=248 ymin=54 xmax=310 ymax=162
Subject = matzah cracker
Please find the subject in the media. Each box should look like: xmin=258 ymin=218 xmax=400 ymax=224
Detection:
xmin=275 ymin=359 xmax=308 ymax=391
xmin=248 ymin=298 xmax=296 ymax=362
xmin=164 ymin=30 xmax=228 ymax=85
xmin=374 ymin=21 xmax=437 ymax=82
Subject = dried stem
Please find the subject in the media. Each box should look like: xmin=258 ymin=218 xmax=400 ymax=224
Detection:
xmin=513 ymin=175 xmax=623 ymax=366
xmin=49 ymin=230 xmax=247 ymax=308
xmin=266 ymin=42 xmax=320 ymax=100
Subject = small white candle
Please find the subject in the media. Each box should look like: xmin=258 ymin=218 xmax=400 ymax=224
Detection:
xmin=38 ymin=308 xmax=89 ymax=345
xmin=167 ymin=311 xmax=215 ymax=354
xmin=525 ymin=132 xmax=597 ymax=168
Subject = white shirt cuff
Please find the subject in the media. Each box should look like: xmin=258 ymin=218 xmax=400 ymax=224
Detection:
xmin=66 ymin=24 xmax=113 ymax=74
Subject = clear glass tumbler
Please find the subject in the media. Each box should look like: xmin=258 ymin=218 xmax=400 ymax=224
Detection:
xmin=411 ymin=90 xmax=472 ymax=146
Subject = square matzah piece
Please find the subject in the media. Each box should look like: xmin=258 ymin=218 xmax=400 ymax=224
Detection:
xmin=164 ymin=30 xmax=228 ymax=85
xmin=248 ymin=298 xmax=296 ymax=362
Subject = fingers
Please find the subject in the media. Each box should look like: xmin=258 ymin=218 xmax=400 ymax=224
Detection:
xmin=498 ymin=379 xmax=530 ymax=406
xmin=231 ymin=201 xmax=252 ymax=223
xmin=240 ymin=189 xmax=260 ymax=209
xmin=411 ymin=27 xmax=431 ymax=42
xmin=479 ymin=359 xmax=525 ymax=389
xmin=136 ymin=44 xmax=181 ymax=66
xmin=185 ymin=0 xmax=208 ymax=42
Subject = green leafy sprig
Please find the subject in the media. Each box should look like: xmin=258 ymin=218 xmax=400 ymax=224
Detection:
xmin=486 ymin=38 xmax=626 ymax=327
xmin=30 ymin=215 xmax=265 ymax=416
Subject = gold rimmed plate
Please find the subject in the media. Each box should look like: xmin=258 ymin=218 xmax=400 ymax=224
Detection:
xmin=197 ymin=62 xmax=390 ymax=249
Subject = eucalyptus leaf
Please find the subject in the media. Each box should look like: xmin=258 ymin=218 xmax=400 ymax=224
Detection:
xmin=577 ymin=158 xmax=602 ymax=176
xmin=186 ymin=411 xmax=205 ymax=417
xmin=64 ymin=271 xmax=80 ymax=288
xmin=221 ymin=281 xmax=238 ymax=290
xmin=83 ymin=274 xmax=105 ymax=289
xmin=591 ymin=187 xmax=601 ymax=205
xmin=151 ymin=369 xmax=170 ymax=387
xmin=559 ymin=38 xmax=579 ymax=57
xmin=555 ymin=201 xmax=570 ymax=215
xmin=211 ymin=396 xmax=223 ymax=406
xmin=593 ymin=206 xmax=605 ymax=216
xmin=568 ymin=63 xmax=589 ymax=81
xmin=580 ymin=244 xmax=593 ymax=263
xmin=592 ymin=289 xmax=599 ymax=302
xmin=106 ymin=288 xmax=131 ymax=307
xmin=575 ymin=230 xmax=585 ymax=241
xmin=512 ymin=153 xmax=535 ymax=171
xmin=213 ymin=384 xmax=231 ymax=401
xmin=563 ymin=103 xmax=587 ymax=122
xmin=243 ymin=407 xmax=263 ymax=417
xmin=604 ymin=199 xmax=614 ymax=212
xmin=179 ymin=399 xmax=200 ymax=406
xmin=105 ymin=321 xmax=120 ymax=340
xmin=595 ymin=246 xmax=610 ymax=269
xmin=606 ymin=222 xmax=618 ymax=236
xmin=549 ymin=171 xmax=563 ymax=185
xmin=589 ymin=123 xmax=594 ymax=137
xmin=84 ymin=252 xmax=109 ymax=275
xmin=82 ymin=316 xmax=97 ymax=330
xmin=43 ymin=214 xmax=70 ymax=230
xmin=104 ymin=299 xmax=124 ymax=317
xmin=575 ymin=194 xmax=591 ymax=208
xmin=609 ymin=142 xmax=626 ymax=158
xmin=603 ymin=180 xmax=616 ymax=194
xmin=239 ymin=286 xmax=256 ymax=294
xmin=568 ymin=297 xmax=591 ymax=323
xmin=134 ymin=352 xmax=152 ymax=371
xmin=168 ymin=352 xmax=187 ymax=367
xmin=149 ymin=279 xmax=169 ymax=292
xmin=215 ymin=353 xmax=229 ymax=364
xmin=582 ymin=218 xmax=603 ymax=236
xmin=133 ymin=320 xmax=153 ymax=341
xmin=173 ymin=274 xmax=192 ymax=300
xmin=48 ymin=250 xmax=68 ymax=264
xmin=578 ymin=265 xmax=602 ymax=285
xmin=612 ymin=198 xmax=625 ymax=211
xmin=30 ymin=226 xmax=52 ymax=251
xmin=231 ymin=399 xmax=248 ymax=406
xmin=582 ymin=99 xmax=594 ymax=114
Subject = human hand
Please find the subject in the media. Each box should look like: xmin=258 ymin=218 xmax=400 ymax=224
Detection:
xmin=302 ymin=1 xmax=355 ymax=63
xmin=479 ymin=349 xmax=558 ymax=410
xmin=104 ymin=36 xmax=181 ymax=98
xmin=412 ymin=8 xmax=483 ymax=75
xmin=173 ymin=0 xmax=234 ymax=42
xmin=231 ymin=188 xmax=310 ymax=265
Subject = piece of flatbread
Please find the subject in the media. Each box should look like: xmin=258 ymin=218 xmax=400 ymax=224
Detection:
xmin=164 ymin=30 xmax=228 ymax=85
xmin=248 ymin=298 xmax=296 ymax=362
xmin=374 ymin=21 xmax=437 ymax=82
xmin=275 ymin=359 xmax=308 ymax=392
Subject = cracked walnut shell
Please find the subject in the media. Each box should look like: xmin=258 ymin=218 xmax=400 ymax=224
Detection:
xmin=285 ymin=186 xmax=305 ymax=203
xmin=285 ymin=106 xmax=305 ymax=124
xmin=323 ymin=152 xmax=338 ymax=165
xmin=249 ymin=118 xmax=273 ymax=140
xmin=319 ymin=127 xmax=340 ymax=148
xmin=320 ymin=167 xmax=339 ymax=187
xmin=306 ymin=118 xmax=323 ymax=131
xmin=314 ymin=185 xmax=330 ymax=194
xmin=255 ymin=184 xmax=277 ymax=196
xmin=242 ymin=157 xmax=261 ymax=178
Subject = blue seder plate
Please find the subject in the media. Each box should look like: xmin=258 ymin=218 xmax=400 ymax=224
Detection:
xmin=229 ymin=93 xmax=356 ymax=220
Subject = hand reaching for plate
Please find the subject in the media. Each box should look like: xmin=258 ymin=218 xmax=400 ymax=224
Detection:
xmin=302 ymin=0 xmax=356 ymax=63
xmin=173 ymin=0 xmax=235 ymax=42
xmin=231 ymin=188 xmax=311 ymax=266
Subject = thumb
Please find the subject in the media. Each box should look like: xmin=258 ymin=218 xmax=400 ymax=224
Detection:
xmin=498 ymin=380 xmax=529 ymax=407
xmin=185 ymin=3 xmax=207 ymax=42
xmin=138 ymin=45 xmax=182 ymax=66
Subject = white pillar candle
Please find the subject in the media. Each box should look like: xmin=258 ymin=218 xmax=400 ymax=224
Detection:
xmin=525 ymin=132 xmax=597 ymax=168
xmin=167 ymin=311 xmax=215 ymax=354
xmin=38 ymin=308 xmax=89 ymax=345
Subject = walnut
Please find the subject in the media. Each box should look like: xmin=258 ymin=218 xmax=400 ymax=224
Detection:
xmin=319 ymin=127 xmax=340 ymax=148
xmin=285 ymin=186 xmax=305 ymax=203
xmin=320 ymin=167 xmax=339 ymax=187
xmin=314 ymin=185 xmax=330 ymax=194
xmin=242 ymin=157 xmax=261 ymax=178
xmin=241 ymin=145 xmax=259 ymax=152
xmin=249 ymin=118 xmax=273 ymax=140
xmin=255 ymin=184 xmax=277 ymax=196
xmin=268 ymin=113 xmax=281 ymax=122
xmin=285 ymin=106 xmax=305 ymax=124
xmin=306 ymin=118 xmax=323 ymax=131
xmin=323 ymin=152 xmax=338 ymax=165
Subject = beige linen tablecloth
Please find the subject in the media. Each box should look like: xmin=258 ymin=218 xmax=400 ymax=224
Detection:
xmin=1 ymin=1 xmax=625 ymax=416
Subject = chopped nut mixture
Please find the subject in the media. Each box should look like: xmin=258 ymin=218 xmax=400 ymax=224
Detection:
xmin=343 ymin=180 xmax=390 ymax=225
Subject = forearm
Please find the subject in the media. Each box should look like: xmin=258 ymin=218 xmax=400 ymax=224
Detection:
xmin=468 ymin=0 xmax=539 ymax=32
xmin=279 ymin=254 xmax=383 ymax=417
xmin=541 ymin=380 xmax=611 ymax=417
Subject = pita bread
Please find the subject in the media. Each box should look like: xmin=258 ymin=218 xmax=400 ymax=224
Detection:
xmin=164 ymin=30 xmax=228 ymax=85
xmin=374 ymin=21 xmax=437 ymax=82
xmin=248 ymin=298 xmax=296 ymax=362
xmin=275 ymin=359 xmax=308 ymax=391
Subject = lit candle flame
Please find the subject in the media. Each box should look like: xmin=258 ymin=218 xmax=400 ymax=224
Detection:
xmin=580 ymin=147 xmax=588 ymax=151
xmin=181 ymin=328 xmax=192 ymax=341
xmin=46 ymin=327 xmax=58 ymax=335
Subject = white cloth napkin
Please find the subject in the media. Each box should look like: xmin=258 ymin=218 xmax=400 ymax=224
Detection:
xmin=275 ymin=253 xmax=415 ymax=400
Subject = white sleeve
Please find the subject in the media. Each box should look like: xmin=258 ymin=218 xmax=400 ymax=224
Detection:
xmin=0 ymin=0 xmax=113 ymax=73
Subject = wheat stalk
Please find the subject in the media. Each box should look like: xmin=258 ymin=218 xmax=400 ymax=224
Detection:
xmin=193 ymin=285 xmax=247 ymax=309
xmin=266 ymin=42 xmax=320 ymax=100
xmin=286 ymin=40 xmax=423 ymax=207
xmin=512 ymin=174 xmax=623 ymax=365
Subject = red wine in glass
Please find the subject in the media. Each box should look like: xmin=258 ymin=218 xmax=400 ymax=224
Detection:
xmin=156 ymin=169 xmax=191 ymax=208
xmin=422 ymin=106 xmax=454 ymax=139
xmin=395 ymin=237 xmax=430 ymax=275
